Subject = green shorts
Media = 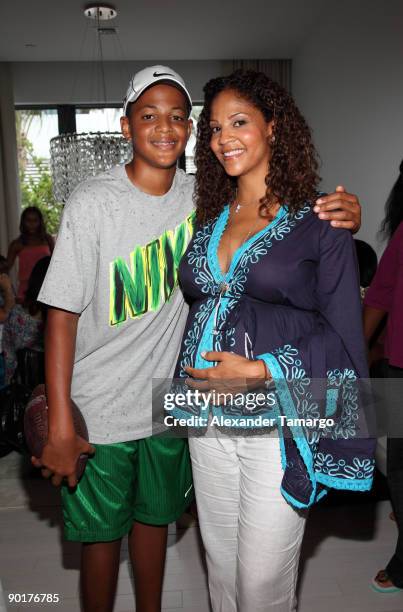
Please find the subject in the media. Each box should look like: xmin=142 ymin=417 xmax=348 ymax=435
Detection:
xmin=61 ymin=436 xmax=193 ymax=542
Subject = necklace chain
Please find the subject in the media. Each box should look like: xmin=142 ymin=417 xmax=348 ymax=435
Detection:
xmin=233 ymin=200 xmax=258 ymax=213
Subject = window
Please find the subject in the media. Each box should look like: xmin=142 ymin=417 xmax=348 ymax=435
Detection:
xmin=16 ymin=108 xmax=58 ymax=176
xmin=75 ymin=107 xmax=122 ymax=134
xmin=185 ymin=105 xmax=203 ymax=174
xmin=15 ymin=105 xmax=123 ymax=233
xmin=15 ymin=108 xmax=62 ymax=234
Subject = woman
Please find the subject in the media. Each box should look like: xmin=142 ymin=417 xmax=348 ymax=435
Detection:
xmin=2 ymin=256 xmax=50 ymax=385
xmin=172 ymin=71 xmax=376 ymax=611
xmin=364 ymin=159 xmax=403 ymax=593
xmin=7 ymin=207 xmax=54 ymax=302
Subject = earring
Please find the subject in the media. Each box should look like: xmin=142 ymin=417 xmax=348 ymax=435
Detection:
xmin=270 ymin=135 xmax=275 ymax=144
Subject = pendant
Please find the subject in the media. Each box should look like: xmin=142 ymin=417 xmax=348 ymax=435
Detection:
xmin=218 ymin=282 xmax=229 ymax=295
xmin=213 ymin=282 xmax=229 ymax=336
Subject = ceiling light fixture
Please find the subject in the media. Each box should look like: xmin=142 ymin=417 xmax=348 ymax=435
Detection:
xmin=50 ymin=4 xmax=132 ymax=203
xmin=84 ymin=4 xmax=118 ymax=21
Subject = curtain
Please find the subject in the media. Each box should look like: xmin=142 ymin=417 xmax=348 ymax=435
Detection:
xmin=0 ymin=63 xmax=21 ymax=258
xmin=221 ymin=59 xmax=292 ymax=92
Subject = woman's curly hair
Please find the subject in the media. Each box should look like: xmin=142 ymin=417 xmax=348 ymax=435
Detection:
xmin=194 ymin=70 xmax=320 ymax=223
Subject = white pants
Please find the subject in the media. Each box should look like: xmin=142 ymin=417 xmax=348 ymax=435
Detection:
xmin=189 ymin=430 xmax=307 ymax=612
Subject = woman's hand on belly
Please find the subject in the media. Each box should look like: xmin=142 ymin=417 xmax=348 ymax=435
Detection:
xmin=184 ymin=351 xmax=269 ymax=395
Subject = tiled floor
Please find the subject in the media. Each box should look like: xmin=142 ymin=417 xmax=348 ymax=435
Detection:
xmin=1 ymin=452 xmax=403 ymax=611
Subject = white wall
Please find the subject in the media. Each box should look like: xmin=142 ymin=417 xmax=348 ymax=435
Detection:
xmin=11 ymin=60 xmax=224 ymax=105
xmin=293 ymin=0 xmax=403 ymax=252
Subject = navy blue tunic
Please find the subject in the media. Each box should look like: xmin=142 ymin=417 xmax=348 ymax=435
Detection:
xmin=174 ymin=204 xmax=376 ymax=508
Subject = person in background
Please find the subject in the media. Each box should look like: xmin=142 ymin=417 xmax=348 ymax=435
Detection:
xmin=6 ymin=207 xmax=54 ymax=303
xmin=363 ymin=159 xmax=403 ymax=593
xmin=0 ymin=256 xmax=15 ymax=388
xmin=2 ymin=256 xmax=50 ymax=386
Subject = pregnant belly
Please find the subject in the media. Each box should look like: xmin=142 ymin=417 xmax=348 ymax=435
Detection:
xmin=220 ymin=297 xmax=319 ymax=359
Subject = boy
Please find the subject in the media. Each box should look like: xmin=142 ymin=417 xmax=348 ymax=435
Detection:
xmin=36 ymin=67 xmax=194 ymax=612
xmin=35 ymin=65 xmax=362 ymax=612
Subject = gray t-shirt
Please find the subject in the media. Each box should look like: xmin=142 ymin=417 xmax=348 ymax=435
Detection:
xmin=39 ymin=165 xmax=195 ymax=443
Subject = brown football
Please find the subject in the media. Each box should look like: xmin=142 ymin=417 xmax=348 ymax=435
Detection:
xmin=24 ymin=385 xmax=89 ymax=480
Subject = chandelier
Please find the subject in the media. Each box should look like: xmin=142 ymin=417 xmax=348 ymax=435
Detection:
xmin=51 ymin=132 xmax=132 ymax=203
xmin=50 ymin=4 xmax=131 ymax=203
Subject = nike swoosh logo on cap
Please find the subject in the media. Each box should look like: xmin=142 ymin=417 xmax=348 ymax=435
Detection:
xmin=153 ymin=71 xmax=175 ymax=77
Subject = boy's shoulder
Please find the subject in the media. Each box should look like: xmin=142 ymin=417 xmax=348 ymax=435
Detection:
xmin=175 ymin=168 xmax=195 ymax=190
xmin=172 ymin=169 xmax=195 ymax=209
xmin=63 ymin=165 xmax=131 ymax=216
xmin=64 ymin=166 xmax=195 ymax=219
xmin=71 ymin=165 xmax=127 ymax=196
xmin=70 ymin=165 xmax=194 ymax=198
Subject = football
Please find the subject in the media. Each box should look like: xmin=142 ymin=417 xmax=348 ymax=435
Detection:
xmin=24 ymin=385 xmax=89 ymax=480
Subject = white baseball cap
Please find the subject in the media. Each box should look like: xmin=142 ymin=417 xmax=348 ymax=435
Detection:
xmin=123 ymin=65 xmax=192 ymax=115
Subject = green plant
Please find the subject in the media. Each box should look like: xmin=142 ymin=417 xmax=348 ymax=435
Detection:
xmin=16 ymin=110 xmax=63 ymax=234
xmin=19 ymin=156 xmax=63 ymax=235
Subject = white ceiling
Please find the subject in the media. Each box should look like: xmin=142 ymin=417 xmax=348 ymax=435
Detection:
xmin=1 ymin=0 xmax=325 ymax=62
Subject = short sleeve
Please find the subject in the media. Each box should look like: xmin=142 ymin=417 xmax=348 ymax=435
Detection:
xmin=38 ymin=184 xmax=99 ymax=314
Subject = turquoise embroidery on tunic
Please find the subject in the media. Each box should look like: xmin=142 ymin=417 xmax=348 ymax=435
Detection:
xmin=259 ymin=345 xmax=374 ymax=507
xmin=270 ymin=344 xmax=321 ymax=445
xmin=326 ymin=368 xmax=360 ymax=440
xmin=179 ymin=205 xmax=310 ymax=376
xmin=180 ymin=297 xmax=216 ymax=372
xmin=326 ymin=388 xmax=339 ymax=417
xmin=174 ymin=203 xmax=375 ymax=508
xmin=259 ymin=349 xmax=318 ymax=507
xmin=314 ymin=453 xmax=373 ymax=480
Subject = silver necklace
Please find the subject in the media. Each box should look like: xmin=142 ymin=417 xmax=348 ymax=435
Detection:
xmin=233 ymin=201 xmax=258 ymax=214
